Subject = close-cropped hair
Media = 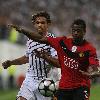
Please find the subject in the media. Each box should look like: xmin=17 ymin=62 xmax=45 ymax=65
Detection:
xmin=71 ymin=19 xmax=86 ymax=32
xmin=32 ymin=11 xmax=51 ymax=24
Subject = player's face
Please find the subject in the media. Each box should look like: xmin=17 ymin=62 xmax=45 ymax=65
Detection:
xmin=71 ymin=24 xmax=85 ymax=40
xmin=34 ymin=17 xmax=49 ymax=36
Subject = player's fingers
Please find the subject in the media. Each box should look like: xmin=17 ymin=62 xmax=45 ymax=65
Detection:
xmin=79 ymin=70 xmax=90 ymax=76
xmin=2 ymin=60 xmax=11 ymax=68
xmin=91 ymin=71 xmax=100 ymax=76
xmin=34 ymin=49 xmax=40 ymax=54
xmin=2 ymin=62 xmax=7 ymax=66
xmin=34 ymin=50 xmax=41 ymax=57
xmin=7 ymin=24 xmax=15 ymax=28
xmin=7 ymin=24 xmax=11 ymax=27
xmin=8 ymin=24 xmax=20 ymax=30
xmin=2 ymin=63 xmax=8 ymax=69
xmin=2 ymin=62 xmax=7 ymax=67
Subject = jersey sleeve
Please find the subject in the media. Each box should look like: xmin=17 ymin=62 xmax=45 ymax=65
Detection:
xmin=25 ymin=39 xmax=30 ymax=57
xmin=89 ymin=47 xmax=99 ymax=66
xmin=25 ymin=50 xmax=29 ymax=57
xmin=47 ymin=37 xmax=62 ymax=51
xmin=50 ymin=47 xmax=57 ymax=58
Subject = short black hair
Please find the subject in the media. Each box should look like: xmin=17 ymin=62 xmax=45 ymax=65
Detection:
xmin=71 ymin=19 xmax=86 ymax=32
xmin=32 ymin=11 xmax=51 ymax=24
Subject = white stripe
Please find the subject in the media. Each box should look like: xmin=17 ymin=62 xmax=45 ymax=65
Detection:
xmin=25 ymin=33 xmax=57 ymax=79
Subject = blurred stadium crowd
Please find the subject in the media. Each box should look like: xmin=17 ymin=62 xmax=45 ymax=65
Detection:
xmin=0 ymin=0 xmax=100 ymax=46
xmin=0 ymin=0 xmax=100 ymax=89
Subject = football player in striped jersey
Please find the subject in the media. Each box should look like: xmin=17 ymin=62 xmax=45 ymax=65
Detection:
xmin=2 ymin=11 xmax=61 ymax=100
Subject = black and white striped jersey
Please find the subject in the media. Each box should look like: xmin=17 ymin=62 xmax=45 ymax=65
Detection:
xmin=25 ymin=33 xmax=57 ymax=80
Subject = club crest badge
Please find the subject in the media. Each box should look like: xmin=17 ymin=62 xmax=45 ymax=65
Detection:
xmin=79 ymin=52 xmax=84 ymax=57
xmin=71 ymin=46 xmax=77 ymax=52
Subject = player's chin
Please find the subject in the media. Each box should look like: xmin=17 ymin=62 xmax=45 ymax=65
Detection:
xmin=38 ymin=31 xmax=44 ymax=35
xmin=37 ymin=28 xmax=43 ymax=32
xmin=73 ymin=36 xmax=79 ymax=40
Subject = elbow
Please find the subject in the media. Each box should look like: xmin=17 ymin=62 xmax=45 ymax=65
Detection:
xmin=55 ymin=62 xmax=60 ymax=68
xmin=57 ymin=64 xmax=60 ymax=68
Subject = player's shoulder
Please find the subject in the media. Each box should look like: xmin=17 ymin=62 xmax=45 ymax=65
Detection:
xmin=27 ymin=38 xmax=33 ymax=41
xmin=60 ymin=36 xmax=72 ymax=41
xmin=47 ymin=32 xmax=56 ymax=38
xmin=27 ymin=38 xmax=38 ymax=45
xmin=85 ymin=40 xmax=96 ymax=50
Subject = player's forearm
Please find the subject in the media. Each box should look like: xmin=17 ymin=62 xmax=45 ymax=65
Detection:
xmin=20 ymin=29 xmax=49 ymax=44
xmin=10 ymin=25 xmax=42 ymax=40
xmin=44 ymin=55 xmax=60 ymax=68
xmin=10 ymin=55 xmax=28 ymax=65
xmin=10 ymin=25 xmax=49 ymax=44
xmin=79 ymin=65 xmax=100 ymax=78
xmin=21 ymin=29 xmax=42 ymax=40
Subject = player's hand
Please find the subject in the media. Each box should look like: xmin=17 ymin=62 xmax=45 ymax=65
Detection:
xmin=79 ymin=70 xmax=100 ymax=77
xmin=34 ymin=49 xmax=50 ymax=59
xmin=2 ymin=60 xmax=12 ymax=69
xmin=79 ymin=65 xmax=100 ymax=78
xmin=8 ymin=24 xmax=23 ymax=33
xmin=34 ymin=49 xmax=45 ymax=58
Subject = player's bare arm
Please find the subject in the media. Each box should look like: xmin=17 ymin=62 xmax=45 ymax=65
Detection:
xmin=79 ymin=65 xmax=100 ymax=78
xmin=2 ymin=55 xmax=28 ymax=69
xmin=34 ymin=49 xmax=60 ymax=68
xmin=8 ymin=24 xmax=42 ymax=39
xmin=44 ymin=56 xmax=60 ymax=68
xmin=8 ymin=24 xmax=49 ymax=44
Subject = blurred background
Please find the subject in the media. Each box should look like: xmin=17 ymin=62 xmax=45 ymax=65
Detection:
xmin=0 ymin=0 xmax=100 ymax=100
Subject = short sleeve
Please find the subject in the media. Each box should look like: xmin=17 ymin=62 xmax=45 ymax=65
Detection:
xmin=25 ymin=50 xmax=29 ymax=57
xmin=24 ymin=39 xmax=29 ymax=57
xmin=50 ymin=47 xmax=57 ymax=58
xmin=89 ymin=47 xmax=99 ymax=66
xmin=47 ymin=37 xmax=62 ymax=51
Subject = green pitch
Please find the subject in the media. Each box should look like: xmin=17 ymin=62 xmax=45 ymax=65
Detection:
xmin=0 ymin=84 xmax=100 ymax=100
xmin=0 ymin=89 xmax=18 ymax=100
xmin=90 ymin=84 xmax=100 ymax=100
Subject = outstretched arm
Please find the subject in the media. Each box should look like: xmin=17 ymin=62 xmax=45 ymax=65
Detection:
xmin=79 ymin=65 xmax=100 ymax=78
xmin=80 ymin=47 xmax=100 ymax=78
xmin=8 ymin=24 xmax=49 ymax=44
xmin=2 ymin=55 xmax=28 ymax=69
xmin=34 ymin=49 xmax=60 ymax=68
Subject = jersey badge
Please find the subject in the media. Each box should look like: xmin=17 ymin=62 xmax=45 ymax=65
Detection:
xmin=79 ymin=52 xmax=84 ymax=57
xmin=71 ymin=46 xmax=77 ymax=52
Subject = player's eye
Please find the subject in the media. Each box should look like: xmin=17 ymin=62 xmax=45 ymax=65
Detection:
xmin=35 ymin=21 xmax=39 ymax=24
xmin=35 ymin=21 xmax=46 ymax=25
xmin=72 ymin=29 xmax=82 ymax=33
xmin=41 ymin=21 xmax=45 ymax=24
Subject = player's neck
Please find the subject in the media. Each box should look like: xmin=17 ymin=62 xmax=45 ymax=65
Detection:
xmin=73 ymin=38 xmax=85 ymax=45
xmin=38 ymin=31 xmax=47 ymax=37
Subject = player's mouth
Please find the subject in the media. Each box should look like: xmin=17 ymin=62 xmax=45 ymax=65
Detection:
xmin=73 ymin=35 xmax=79 ymax=39
xmin=38 ymin=28 xmax=43 ymax=31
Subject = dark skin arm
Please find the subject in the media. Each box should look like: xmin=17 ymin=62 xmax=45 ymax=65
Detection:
xmin=8 ymin=24 xmax=49 ymax=44
xmin=34 ymin=49 xmax=60 ymax=68
xmin=79 ymin=65 xmax=100 ymax=78
xmin=10 ymin=25 xmax=100 ymax=77
xmin=37 ymin=51 xmax=100 ymax=76
xmin=2 ymin=55 xmax=28 ymax=69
